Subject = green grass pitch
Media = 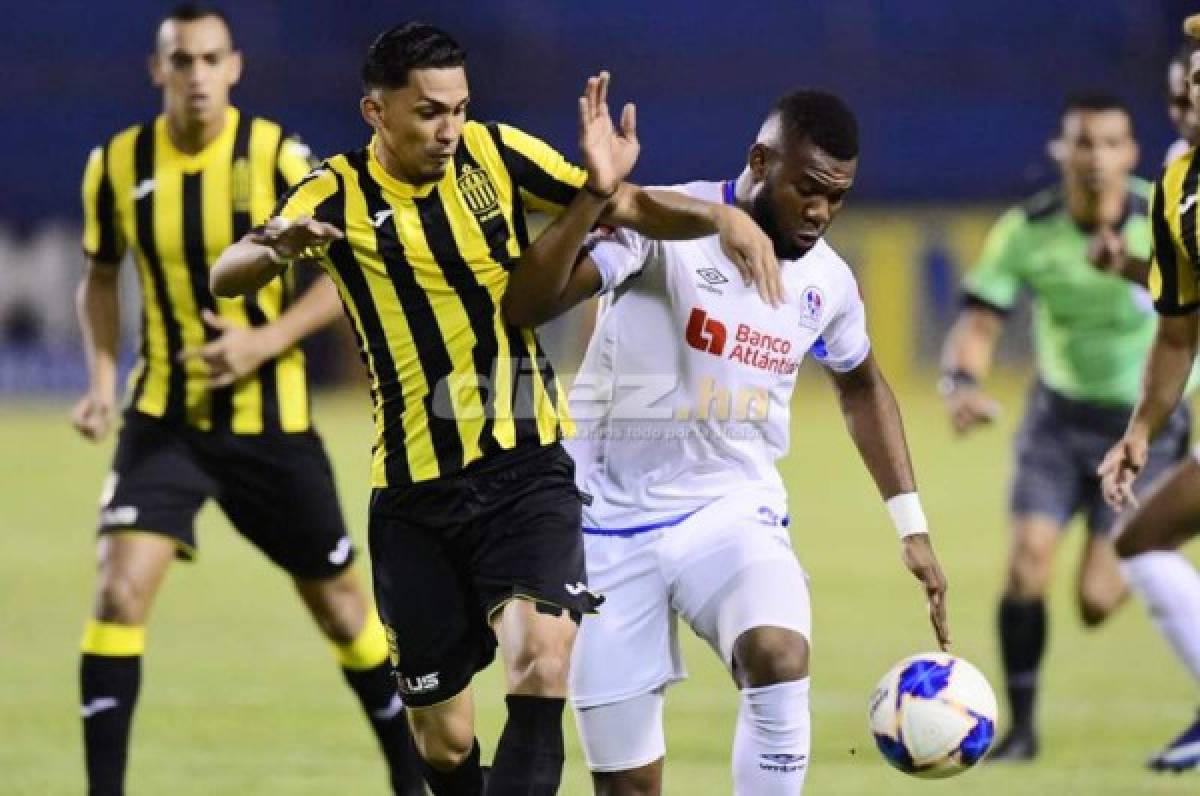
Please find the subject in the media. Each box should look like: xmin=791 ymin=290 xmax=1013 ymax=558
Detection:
xmin=2 ymin=372 xmax=1198 ymax=794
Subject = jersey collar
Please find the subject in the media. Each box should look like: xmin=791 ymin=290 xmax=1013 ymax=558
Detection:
xmin=156 ymin=106 xmax=239 ymax=172
xmin=366 ymin=136 xmax=441 ymax=200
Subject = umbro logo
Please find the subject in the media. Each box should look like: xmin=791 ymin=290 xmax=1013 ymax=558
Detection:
xmin=327 ymin=536 xmax=352 ymax=566
xmin=371 ymin=208 xmax=395 ymax=228
xmin=81 ymin=697 xmax=119 ymax=719
xmin=132 ymin=178 xmax=156 ymax=201
xmin=697 ymin=267 xmax=729 ymax=285
xmin=1181 ymin=193 xmax=1199 ymax=216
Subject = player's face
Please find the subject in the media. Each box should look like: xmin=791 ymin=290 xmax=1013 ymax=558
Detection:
xmin=150 ymin=16 xmax=241 ymax=127
xmin=748 ymin=137 xmax=856 ymax=260
xmin=363 ymin=67 xmax=470 ymax=185
xmin=1167 ymin=61 xmax=1199 ymax=145
xmin=1189 ymin=51 xmax=1200 ymax=136
xmin=1055 ymin=110 xmax=1137 ymax=196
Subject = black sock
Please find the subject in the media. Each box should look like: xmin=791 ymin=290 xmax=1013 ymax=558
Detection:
xmin=420 ymin=738 xmax=482 ymax=796
xmin=487 ymin=695 xmax=565 ymax=796
xmin=342 ymin=663 xmax=425 ymax=795
xmin=998 ymin=596 xmax=1046 ymax=735
xmin=81 ymin=653 xmax=140 ymax=796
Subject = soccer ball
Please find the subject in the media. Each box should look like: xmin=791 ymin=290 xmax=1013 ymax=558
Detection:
xmin=867 ymin=652 xmax=997 ymax=778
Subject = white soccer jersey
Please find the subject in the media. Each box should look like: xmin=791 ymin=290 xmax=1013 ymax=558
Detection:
xmin=566 ymin=180 xmax=871 ymax=531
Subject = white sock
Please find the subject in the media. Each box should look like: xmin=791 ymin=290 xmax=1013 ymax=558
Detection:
xmin=1122 ymin=551 xmax=1200 ymax=681
xmin=732 ymin=678 xmax=811 ymax=795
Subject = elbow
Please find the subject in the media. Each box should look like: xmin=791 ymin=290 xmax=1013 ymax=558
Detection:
xmin=501 ymin=295 xmax=545 ymax=329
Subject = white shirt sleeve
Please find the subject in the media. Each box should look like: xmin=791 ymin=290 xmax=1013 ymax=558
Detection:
xmin=813 ymin=275 xmax=871 ymax=373
xmin=585 ymin=226 xmax=657 ymax=294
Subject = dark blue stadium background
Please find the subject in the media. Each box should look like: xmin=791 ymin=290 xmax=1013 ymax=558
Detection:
xmin=4 ymin=0 xmax=1195 ymax=229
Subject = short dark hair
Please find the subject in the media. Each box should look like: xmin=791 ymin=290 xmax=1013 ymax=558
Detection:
xmin=363 ymin=22 xmax=466 ymax=92
xmin=771 ymin=89 xmax=858 ymax=160
xmin=163 ymin=3 xmax=231 ymax=32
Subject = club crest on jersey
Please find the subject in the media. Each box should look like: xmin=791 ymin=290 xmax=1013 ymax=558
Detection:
xmin=457 ymin=163 xmax=502 ymax=223
xmin=799 ymin=285 xmax=824 ymax=329
xmin=231 ymin=157 xmax=252 ymax=214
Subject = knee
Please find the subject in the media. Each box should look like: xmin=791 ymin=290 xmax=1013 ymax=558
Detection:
xmin=734 ymin=629 xmax=810 ymax=688
xmin=508 ymin=646 xmax=571 ymax=695
xmin=297 ymin=577 xmax=367 ymax=645
xmin=1007 ymin=537 xmax=1055 ymax=598
xmin=409 ymin=713 xmax=476 ymax=770
xmin=94 ymin=574 xmax=151 ymax=624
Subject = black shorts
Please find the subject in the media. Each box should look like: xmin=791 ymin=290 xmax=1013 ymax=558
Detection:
xmin=1010 ymin=382 xmax=1191 ymax=535
xmin=369 ymin=442 xmax=597 ymax=707
xmin=97 ymin=410 xmax=354 ymax=580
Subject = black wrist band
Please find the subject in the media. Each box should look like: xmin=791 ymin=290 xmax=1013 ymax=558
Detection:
xmin=583 ymin=183 xmax=617 ymax=201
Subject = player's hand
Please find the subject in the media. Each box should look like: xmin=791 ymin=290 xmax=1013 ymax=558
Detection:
xmin=901 ymin=533 xmax=951 ymax=651
xmin=71 ymin=388 xmax=116 ymax=442
xmin=941 ymin=386 xmax=999 ymax=436
xmin=249 ymin=215 xmax=342 ymax=263
xmin=1088 ymin=225 xmax=1126 ymax=275
xmin=714 ymin=205 xmax=783 ymax=306
xmin=578 ymin=71 xmax=639 ymax=198
xmin=1098 ymin=428 xmax=1149 ymax=510
xmin=178 ymin=310 xmax=284 ymax=387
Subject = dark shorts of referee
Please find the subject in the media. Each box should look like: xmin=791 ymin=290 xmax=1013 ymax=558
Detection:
xmin=1010 ymin=381 xmax=1191 ymax=535
xmin=369 ymin=441 xmax=598 ymax=708
xmin=96 ymin=410 xmax=355 ymax=580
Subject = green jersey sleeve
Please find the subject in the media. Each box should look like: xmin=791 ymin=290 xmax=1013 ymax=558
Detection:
xmin=962 ymin=207 xmax=1027 ymax=311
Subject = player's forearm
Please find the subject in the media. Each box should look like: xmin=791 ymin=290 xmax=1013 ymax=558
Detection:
xmin=211 ymin=240 xmax=286 ymax=297
xmin=258 ymin=272 xmax=343 ymax=354
xmin=1129 ymin=314 xmax=1199 ymax=440
xmin=503 ymin=190 xmax=607 ymax=327
xmin=601 ymin=184 xmax=725 ymax=240
xmin=832 ymin=355 xmax=918 ymax=499
xmin=76 ymin=262 xmax=121 ymax=395
xmin=939 ymin=308 xmax=1002 ymax=381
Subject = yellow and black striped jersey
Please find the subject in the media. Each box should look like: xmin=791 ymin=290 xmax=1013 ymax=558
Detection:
xmin=1151 ymin=146 xmax=1200 ymax=316
xmin=275 ymin=121 xmax=587 ymax=487
xmin=81 ymin=106 xmax=317 ymax=433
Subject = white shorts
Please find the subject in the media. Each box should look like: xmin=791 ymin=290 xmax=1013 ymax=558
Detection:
xmin=569 ymin=487 xmax=811 ymax=710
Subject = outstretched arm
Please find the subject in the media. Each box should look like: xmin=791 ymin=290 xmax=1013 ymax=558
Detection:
xmin=504 ymin=71 xmax=778 ymax=328
xmin=829 ymin=353 xmax=951 ymax=650
xmin=1099 ymin=312 xmax=1199 ymax=508
xmin=938 ymin=305 xmax=1004 ymax=435
xmin=211 ymin=216 xmax=343 ymax=297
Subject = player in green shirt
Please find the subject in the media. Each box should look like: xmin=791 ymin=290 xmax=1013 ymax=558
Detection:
xmin=940 ymin=94 xmax=1194 ymax=762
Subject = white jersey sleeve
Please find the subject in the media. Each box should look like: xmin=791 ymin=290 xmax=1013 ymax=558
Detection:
xmin=809 ymin=250 xmax=871 ymax=373
xmin=586 ymin=227 xmax=658 ymax=294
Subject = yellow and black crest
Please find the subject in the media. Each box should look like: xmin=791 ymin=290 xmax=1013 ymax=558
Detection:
xmin=457 ymin=163 xmax=501 ymax=222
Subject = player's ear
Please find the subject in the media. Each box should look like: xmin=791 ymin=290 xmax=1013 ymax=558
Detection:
xmin=227 ymin=49 xmax=243 ymax=86
xmin=1046 ymin=136 xmax=1066 ymax=164
xmin=748 ymin=143 xmax=771 ymax=182
xmin=360 ymin=94 xmax=383 ymax=131
xmin=148 ymin=53 xmax=164 ymax=87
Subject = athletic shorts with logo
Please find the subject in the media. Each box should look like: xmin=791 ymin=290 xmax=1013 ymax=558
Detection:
xmin=569 ymin=487 xmax=811 ymax=711
xmin=98 ymin=410 xmax=354 ymax=579
xmin=369 ymin=442 xmax=597 ymax=708
xmin=1011 ymin=381 xmax=1191 ymax=533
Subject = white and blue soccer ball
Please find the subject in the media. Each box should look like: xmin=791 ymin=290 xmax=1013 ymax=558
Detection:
xmin=867 ymin=652 xmax=998 ymax=778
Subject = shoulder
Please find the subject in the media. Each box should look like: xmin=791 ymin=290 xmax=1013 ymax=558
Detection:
xmin=794 ymin=239 xmax=858 ymax=299
xmin=1127 ymin=177 xmax=1153 ymax=217
xmin=1017 ymin=186 xmax=1063 ymax=224
xmin=1162 ymin=149 xmax=1195 ymax=191
xmin=648 ymin=180 xmax=726 ymax=204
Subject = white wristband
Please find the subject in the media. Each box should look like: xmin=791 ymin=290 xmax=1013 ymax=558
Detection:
xmin=885 ymin=492 xmax=928 ymax=539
